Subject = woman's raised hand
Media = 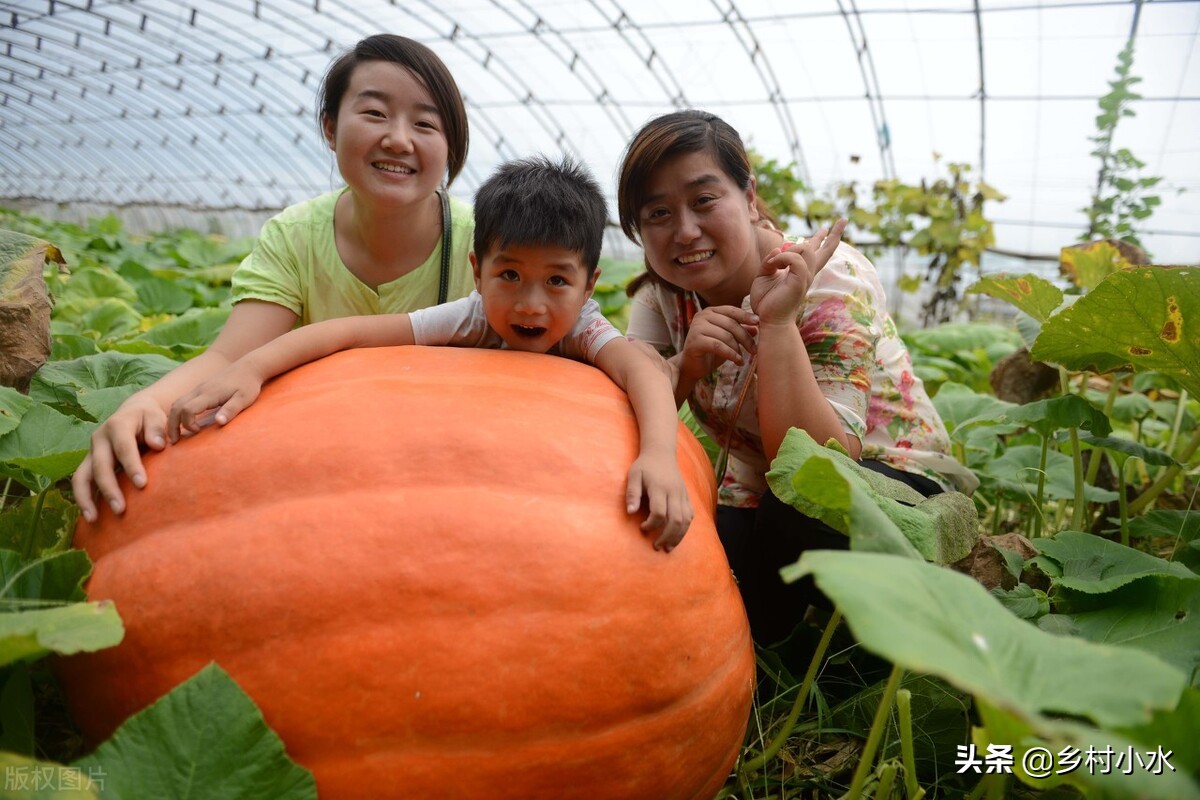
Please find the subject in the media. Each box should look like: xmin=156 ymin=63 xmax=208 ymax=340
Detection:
xmin=750 ymin=218 xmax=848 ymax=326
xmin=677 ymin=305 xmax=759 ymax=383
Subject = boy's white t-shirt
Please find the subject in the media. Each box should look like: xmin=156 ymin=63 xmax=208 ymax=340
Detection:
xmin=408 ymin=291 xmax=622 ymax=363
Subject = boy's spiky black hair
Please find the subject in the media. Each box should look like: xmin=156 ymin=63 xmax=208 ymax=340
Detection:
xmin=472 ymin=156 xmax=607 ymax=277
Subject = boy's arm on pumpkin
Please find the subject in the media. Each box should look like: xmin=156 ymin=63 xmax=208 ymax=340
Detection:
xmin=167 ymin=314 xmax=416 ymax=438
xmin=593 ymin=338 xmax=694 ymax=552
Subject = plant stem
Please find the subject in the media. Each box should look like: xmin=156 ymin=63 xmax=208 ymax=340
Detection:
xmin=1034 ymin=435 xmax=1049 ymax=538
xmin=1 ymin=478 xmax=11 ymax=509
xmin=896 ymin=689 xmax=923 ymax=800
xmin=1115 ymin=455 xmax=1131 ymax=547
xmin=19 ymin=488 xmax=49 ymax=561
xmin=873 ymin=763 xmax=898 ymax=800
xmin=1165 ymin=389 xmax=1189 ymax=463
xmin=741 ymin=609 xmax=843 ymax=774
xmin=1129 ymin=426 xmax=1200 ymax=515
xmin=846 ymin=664 xmax=904 ymax=800
xmin=990 ymin=493 xmax=1002 ymax=537
xmin=1086 ymin=372 xmax=1124 ymax=487
xmin=1060 ymin=368 xmax=1088 ymax=531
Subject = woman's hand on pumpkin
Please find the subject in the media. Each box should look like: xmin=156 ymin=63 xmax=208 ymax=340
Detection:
xmin=72 ymin=393 xmax=169 ymax=522
xmin=167 ymin=363 xmax=264 ymax=441
xmin=677 ymin=306 xmax=759 ymax=384
xmin=626 ymin=453 xmax=694 ymax=552
xmin=750 ymin=218 xmax=847 ymax=326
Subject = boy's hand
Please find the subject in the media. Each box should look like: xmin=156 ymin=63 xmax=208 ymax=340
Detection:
xmin=626 ymin=452 xmax=694 ymax=552
xmin=167 ymin=362 xmax=265 ymax=442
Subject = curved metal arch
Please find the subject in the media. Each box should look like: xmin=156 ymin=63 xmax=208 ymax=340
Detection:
xmin=2 ymin=1 xmax=336 ymax=206
xmin=485 ymin=0 xmax=637 ymax=139
xmin=835 ymin=0 xmax=896 ymax=180
xmin=0 ymin=48 xmax=249 ymax=207
xmin=584 ymin=0 xmax=691 ymax=110
xmin=707 ymin=0 xmax=808 ymax=183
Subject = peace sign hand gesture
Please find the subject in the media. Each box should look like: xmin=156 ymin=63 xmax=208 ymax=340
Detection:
xmin=749 ymin=218 xmax=848 ymax=327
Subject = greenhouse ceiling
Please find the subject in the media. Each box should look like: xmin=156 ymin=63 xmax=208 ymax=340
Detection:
xmin=1 ymin=0 xmax=1197 ymax=264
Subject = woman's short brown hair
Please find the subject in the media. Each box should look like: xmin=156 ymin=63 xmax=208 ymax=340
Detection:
xmin=318 ymin=34 xmax=469 ymax=186
xmin=617 ymin=110 xmax=753 ymax=245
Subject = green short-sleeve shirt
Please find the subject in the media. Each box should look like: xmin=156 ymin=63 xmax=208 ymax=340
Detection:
xmin=232 ymin=189 xmax=476 ymax=324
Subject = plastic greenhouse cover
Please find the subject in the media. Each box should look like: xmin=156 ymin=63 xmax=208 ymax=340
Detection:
xmin=1 ymin=0 xmax=1197 ymax=264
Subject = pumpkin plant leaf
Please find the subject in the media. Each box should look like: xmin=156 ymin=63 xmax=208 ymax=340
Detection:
xmin=0 ymin=549 xmax=92 ymax=606
xmin=52 ymin=298 xmax=142 ymax=342
xmin=1059 ymin=240 xmax=1133 ymax=291
xmin=74 ymin=663 xmax=317 ymax=800
xmin=0 ymin=405 xmax=95 ymax=492
xmin=931 ymin=381 xmax=1018 ymax=435
xmin=0 ymin=601 xmax=123 ymax=668
xmin=768 ymin=429 xmax=978 ymax=563
xmin=1050 ymin=577 xmax=1200 ymax=680
xmin=974 ymin=699 xmax=1200 ymax=800
xmin=1032 ymin=266 xmax=1199 ymax=399
xmin=108 ymin=307 xmax=230 ymax=361
xmin=967 ymin=273 xmax=1064 ymax=323
xmin=0 ymin=490 xmax=77 ymax=558
xmin=1077 ymin=432 xmax=1178 ymax=468
xmin=791 ymin=550 xmax=1187 ymax=728
xmin=58 ymin=270 xmax=138 ymax=306
xmin=0 ymin=386 xmax=34 ymax=437
xmin=904 ymin=322 xmax=1024 ymax=356
xmin=964 ymin=394 xmax=1112 ymax=439
xmin=990 ymin=583 xmax=1049 ymax=620
xmin=1126 ymin=510 xmax=1200 ymax=544
xmin=977 ymin=445 xmax=1119 ymax=504
xmin=31 ymin=351 xmax=178 ymax=422
xmin=1113 ymin=686 xmax=1200 ymax=777
xmin=1035 ymin=531 xmax=1198 ymax=593
xmin=0 ymin=751 xmax=102 ymax=798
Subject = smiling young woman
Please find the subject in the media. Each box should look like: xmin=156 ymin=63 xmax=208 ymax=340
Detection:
xmin=618 ymin=110 xmax=978 ymax=646
xmin=72 ymin=34 xmax=475 ymax=522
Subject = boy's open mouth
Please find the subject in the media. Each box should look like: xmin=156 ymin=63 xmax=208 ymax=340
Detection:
xmin=512 ymin=324 xmax=547 ymax=339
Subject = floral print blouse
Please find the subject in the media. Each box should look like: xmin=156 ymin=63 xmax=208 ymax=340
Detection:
xmin=627 ymin=239 xmax=978 ymax=508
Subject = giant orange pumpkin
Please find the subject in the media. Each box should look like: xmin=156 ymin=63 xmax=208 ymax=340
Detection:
xmin=61 ymin=347 xmax=754 ymax=799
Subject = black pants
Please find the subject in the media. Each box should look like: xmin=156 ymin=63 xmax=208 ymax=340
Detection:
xmin=717 ymin=460 xmax=942 ymax=646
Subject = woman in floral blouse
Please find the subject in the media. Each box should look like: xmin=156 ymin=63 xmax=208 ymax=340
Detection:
xmin=618 ymin=110 xmax=976 ymax=645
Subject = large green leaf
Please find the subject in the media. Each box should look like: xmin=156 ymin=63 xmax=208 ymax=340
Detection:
xmin=974 ymin=698 xmax=1200 ymax=799
xmin=968 ymin=273 xmax=1064 ymax=323
xmin=0 ymin=549 xmax=92 ymax=606
xmin=1127 ymin=509 xmax=1200 ymax=544
xmin=977 ymin=445 xmax=1119 ymax=503
xmin=74 ymin=663 xmax=317 ymax=800
xmin=31 ymin=351 xmax=178 ymax=421
xmin=0 ymin=601 xmax=123 ymax=667
xmin=1059 ymin=240 xmax=1134 ymax=291
xmin=930 ymin=381 xmax=1017 ymax=435
xmin=0 ymin=405 xmax=94 ymax=492
xmin=108 ymin=307 xmax=230 ymax=360
xmin=1114 ymin=686 xmax=1200 ymax=776
xmin=904 ymin=322 xmax=1024 ymax=356
xmin=133 ymin=274 xmax=196 ymax=315
xmin=0 ymin=752 xmax=102 ymax=798
xmin=1046 ymin=577 xmax=1200 ymax=680
xmin=1035 ymin=531 xmax=1197 ymax=593
xmin=1032 ymin=266 xmax=1199 ymax=399
xmin=1077 ymin=432 xmax=1178 ymax=468
xmin=52 ymin=298 xmax=143 ymax=341
xmin=0 ymin=490 xmax=78 ymax=557
xmin=0 ymin=386 xmax=34 ymax=437
xmin=58 ymin=270 xmax=138 ymax=306
xmin=790 ymin=551 xmax=1187 ymax=728
xmin=767 ymin=429 xmax=978 ymax=563
xmin=963 ymin=394 xmax=1112 ymax=439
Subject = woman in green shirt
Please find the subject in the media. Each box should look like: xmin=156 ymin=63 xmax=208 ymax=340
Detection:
xmin=73 ymin=34 xmax=475 ymax=522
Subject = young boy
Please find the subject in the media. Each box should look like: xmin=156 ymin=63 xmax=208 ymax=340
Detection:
xmin=167 ymin=157 xmax=693 ymax=550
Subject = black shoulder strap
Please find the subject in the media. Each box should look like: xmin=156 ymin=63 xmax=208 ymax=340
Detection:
xmin=438 ymin=189 xmax=452 ymax=304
